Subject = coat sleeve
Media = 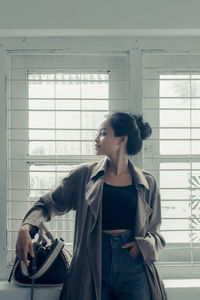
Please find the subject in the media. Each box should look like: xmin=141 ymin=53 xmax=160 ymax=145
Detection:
xmin=135 ymin=177 xmax=166 ymax=263
xmin=22 ymin=166 xmax=84 ymax=228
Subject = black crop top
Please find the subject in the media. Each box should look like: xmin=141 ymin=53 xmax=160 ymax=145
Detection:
xmin=102 ymin=182 xmax=138 ymax=230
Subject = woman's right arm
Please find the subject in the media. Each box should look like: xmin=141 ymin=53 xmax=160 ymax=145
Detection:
xmin=15 ymin=206 xmax=54 ymax=266
xmin=15 ymin=165 xmax=85 ymax=266
xmin=16 ymin=224 xmax=35 ymax=266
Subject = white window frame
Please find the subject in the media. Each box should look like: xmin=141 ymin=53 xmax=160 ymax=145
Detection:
xmin=2 ymin=51 xmax=130 ymax=279
xmin=0 ymin=51 xmax=8 ymax=280
xmin=142 ymin=51 xmax=200 ymax=279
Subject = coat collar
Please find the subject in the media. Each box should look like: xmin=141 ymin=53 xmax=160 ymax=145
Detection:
xmin=90 ymin=156 xmax=108 ymax=180
xmin=90 ymin=156 xmax=149 ymax=190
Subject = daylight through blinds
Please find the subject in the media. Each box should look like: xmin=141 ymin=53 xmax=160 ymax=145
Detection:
xmin=6 ymin=53 xmax=129 ymax=265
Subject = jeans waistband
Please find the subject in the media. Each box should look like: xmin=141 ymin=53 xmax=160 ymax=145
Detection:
xmin=102 ymin=230 xmax=135 ymax=248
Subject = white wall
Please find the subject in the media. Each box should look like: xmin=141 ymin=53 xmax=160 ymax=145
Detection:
xmin=1 ymin=0 xmax=200 ymax=36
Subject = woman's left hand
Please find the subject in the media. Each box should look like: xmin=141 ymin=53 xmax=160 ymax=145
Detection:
xmin=121 ymin=241 xmax=140 ymax=258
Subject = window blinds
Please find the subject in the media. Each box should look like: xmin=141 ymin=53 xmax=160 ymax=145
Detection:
xmin=142 ymin=52 xmax=200 ymax=265
xmin=7 ymin=52 xmax=129 ymax=265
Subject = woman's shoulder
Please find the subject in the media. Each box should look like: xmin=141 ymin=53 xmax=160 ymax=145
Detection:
xmin=140 ymin=168 xmax=155 ymax=179
xmin=133 ymin=165 xmax=157 ymax=188
xmin=68 ymin=160 xmax=102 ymax=177
xmin=133 ymin=165 xmax=155 ymax=179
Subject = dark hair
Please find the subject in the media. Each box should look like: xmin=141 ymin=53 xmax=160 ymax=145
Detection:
xmin=108 ymin=112 xmax=152 ymax=155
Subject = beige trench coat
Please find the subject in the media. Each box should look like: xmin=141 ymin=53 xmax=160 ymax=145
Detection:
xmin=23 ymin=157 xmax=167 ymax=300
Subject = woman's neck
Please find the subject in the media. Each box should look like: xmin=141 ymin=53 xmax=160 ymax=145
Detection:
xmin=107 ymin=155 xmax=129 ymax=176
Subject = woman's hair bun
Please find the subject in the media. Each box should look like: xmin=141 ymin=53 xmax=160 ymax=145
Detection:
xmin=133 ymin=115 xmax=152 ymax=140
xmin=108 ymin=112 xmax=152 ymax=155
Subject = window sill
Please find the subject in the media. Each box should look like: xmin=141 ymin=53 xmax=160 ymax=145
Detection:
xmin=165 ymin=279 xmax=200 ymax=300
xmin=0 ymin=281 xmax=61 ymax=300
xmin=165 ymin=279 xmax=200 ymax=288
xmin=1 ymin=280 xmax=200 ymax=300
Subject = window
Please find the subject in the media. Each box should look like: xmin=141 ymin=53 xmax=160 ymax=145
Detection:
xmin=7 ymin=53 xmax=129 ymax=266
xmin=143 ymin=53 xmax=200 ymax=275
xmin=5 ymin=47 xmax=200 ymax=279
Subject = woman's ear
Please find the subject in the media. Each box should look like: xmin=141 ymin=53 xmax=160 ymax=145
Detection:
xmin=120 ymin=135 xmax=128 ymax=145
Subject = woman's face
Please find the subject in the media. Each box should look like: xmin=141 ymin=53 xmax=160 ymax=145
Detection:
xmin=94 ymin=118 xmax=122 ymax=156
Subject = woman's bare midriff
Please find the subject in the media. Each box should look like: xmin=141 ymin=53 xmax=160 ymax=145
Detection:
xmin=103 ymin=229 xmax=129 ymax=234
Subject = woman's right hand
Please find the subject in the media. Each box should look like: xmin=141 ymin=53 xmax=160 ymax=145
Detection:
xmin=16 ymin=224 xmax=35 ymax=266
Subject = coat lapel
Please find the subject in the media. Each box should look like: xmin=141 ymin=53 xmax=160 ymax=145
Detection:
xmin=128 ymin=161 xmax=152 ymax=236
xmin=85 ymin=158 xmax=108 ymax=299
xmin=85 ymin=176 xmax=104 ymax=232
xmin=134 ymin=185 xmax=152 ymax=236
xmin=85 ymin=157 xmax=107 ymax=232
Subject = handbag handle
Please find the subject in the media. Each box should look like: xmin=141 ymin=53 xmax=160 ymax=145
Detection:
xmin=29 ymin=223 xmax=55 ymax=243
xmin=39 ymin=224 xmax=72 ymax=259
xmin=39 ymin=223 xmax=55 ymax=243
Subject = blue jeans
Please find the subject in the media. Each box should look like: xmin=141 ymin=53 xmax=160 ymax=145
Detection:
xmin=101 ymin=230 xmax=150 ymax=300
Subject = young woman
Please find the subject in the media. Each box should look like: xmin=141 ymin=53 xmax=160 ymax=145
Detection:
xmin=16 ymin=112 xmax=167 ymax=300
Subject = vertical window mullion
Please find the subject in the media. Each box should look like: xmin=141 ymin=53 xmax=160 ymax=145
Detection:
xmin=189 ymin=71 xmax=193 ymax=264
